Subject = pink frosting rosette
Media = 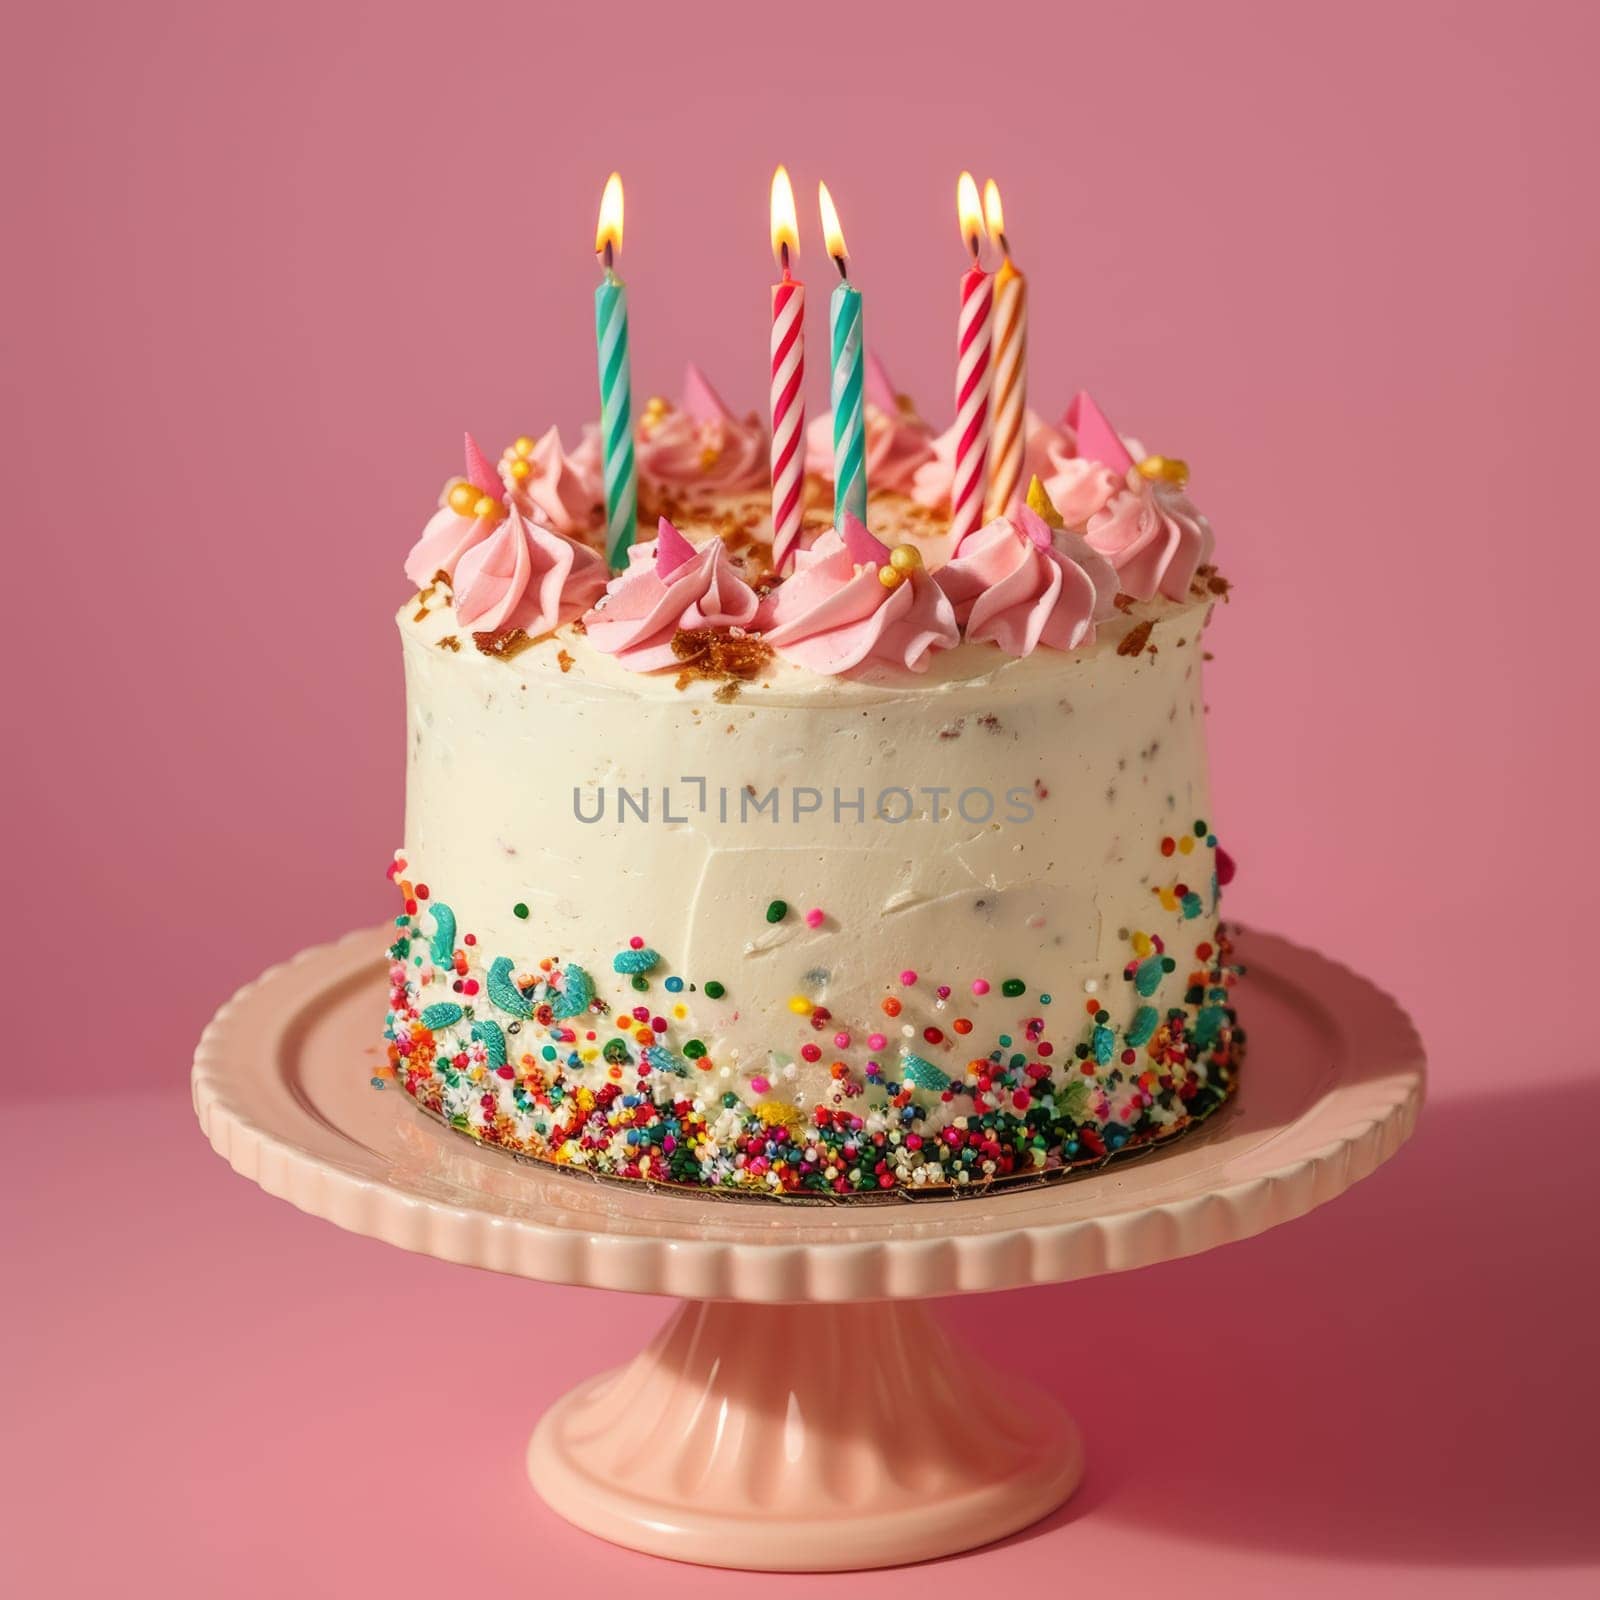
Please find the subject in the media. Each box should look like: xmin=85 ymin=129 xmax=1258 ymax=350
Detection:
xmin=804 ymin=354 xmax=937 ymax=495
xmin=760 ymin=515 xmax=958 ymax=676
xmin=404 ymin=433 xmax=507 ymax=587
xmin=635 ymin=365 xmax=768 ymax=494
xmin=582 ymin=519 xmax=761 ymax=672
xmin=936 ymin=506 xmax=1119 ymax=655
xmin=499 ymin=427 xmax=603 ymax=538
xmin=451 ymin=501 xmax=608 ymax=636
xmin=1083 ymin=478 xmax=1214 ymax=602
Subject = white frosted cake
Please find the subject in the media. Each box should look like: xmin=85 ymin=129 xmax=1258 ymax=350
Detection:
xmin=382 ymin=364 xmax=1242 ymax=1196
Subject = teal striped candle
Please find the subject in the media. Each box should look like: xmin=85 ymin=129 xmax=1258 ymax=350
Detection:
xmin=818 ymin=181 xmax=867 ymax=527
xmin=593 ymin=173 xmax=637 ymax=568
xmin=830 ymin=279 xmax=865 ymax=526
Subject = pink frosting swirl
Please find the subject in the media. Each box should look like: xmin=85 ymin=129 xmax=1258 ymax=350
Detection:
xmin=760 ymin=516 xmax=958 ymax=676
xmin=452 ymin=502 xmax=609 ymax=636
xmin=582 ymin=518 xmax=761 ymax=672
xmin=1084 ymin=477 xmax=1215 ymax=602
xmin=804 ymin=354 xmax=937 ymax=495
xmin=1036 ymin=440 xmax=1122 ymax=528
xmin=936 ymin=507 xmax=1119 ymax=655
xmin=499 ymin=427 xmax=603 ymax=537
xmin=404 ymin=432 xmax=505 ymax=587
xmin=635 ymin=364 xmax=768 ymax=494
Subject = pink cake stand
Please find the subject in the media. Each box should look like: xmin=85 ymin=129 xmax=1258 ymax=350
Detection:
xmin=192 ymin=926 xmax=1423 ymax=1572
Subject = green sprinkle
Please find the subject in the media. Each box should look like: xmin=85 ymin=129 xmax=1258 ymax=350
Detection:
xmin=1193 ymin=819 xmax=1207 ymax=836
xmin=631 ymin=975 xmax=650 ymax=991
xmin=1126 ymin=1005 xmax=1160 ymax=1047
xmin=704 ymin=980 xmax=726 ymax=1000
xmin=765 ymin=899 xmax=788 ymax=924
xmin=513 ymin=902 xmax=529 ymax=919
xmin=1001 ymin=978 xmax=1026 ymax=998
xmin=683 ymin=1039 xmax=707 ymax=1059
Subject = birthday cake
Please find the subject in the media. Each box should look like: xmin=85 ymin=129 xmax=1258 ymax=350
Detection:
xmin=381 ymin=173 xmax=1242 ymax=1198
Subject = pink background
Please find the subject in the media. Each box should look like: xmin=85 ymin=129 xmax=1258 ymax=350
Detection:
xmin=6 ymin=0 xmax=1598 ymax=1593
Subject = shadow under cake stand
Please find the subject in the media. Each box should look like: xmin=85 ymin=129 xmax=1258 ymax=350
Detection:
xmin=192 ymin=927 xmax=1423 ymax=1572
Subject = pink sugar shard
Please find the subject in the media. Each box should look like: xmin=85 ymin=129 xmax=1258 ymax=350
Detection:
xmin=681 ymin=363 xmax=734 ymax=425
xmin=1064 ymin=391 xmax=1135 ymax=477
xmin=864 ymin=352 xmax=900 ymax=416
xmin=463 ymin=432 xmax=504 ymax=499
xmin=839 ymin=512 xmax=890 ymax=566
xmin=653 ymin=516 xmax=697 ymax=577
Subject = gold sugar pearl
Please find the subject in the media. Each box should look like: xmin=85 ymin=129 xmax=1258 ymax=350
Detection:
xmin=1137 ymin=455 xmax=1191 ymax=487
xmin=512 ymin=435 xmax=536 ymax=459
xmin=877 ymin=564 xmax=905 ymax=589
xmin=446 ymin=481 xmax=479 ymax=517
xmin=508 ymin=458 xmax=533 ymax=482
xmin=472 ymin=494 xmax=501 ymax=520
xmin=888 ymin=543 xmax=922 ymax=574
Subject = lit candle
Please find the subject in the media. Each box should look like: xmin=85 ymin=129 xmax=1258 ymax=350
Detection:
xmin=818 ymin=180 xmax=865 ymax=527
xmin=593 ymin=172 xmax=637 ymax=569
xmin=768 ymin=166 xmax=806 ymax=573
xmin=983 ymin=179 xmax=1027 ymax=521
xmin=951 ymin=171 xmax=993 ymax=545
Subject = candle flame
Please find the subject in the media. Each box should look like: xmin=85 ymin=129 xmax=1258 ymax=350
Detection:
xmin=957 ymin=171 xmax=984 ymax=260
xmin=982 ymin=179 xmax=1008 ymax=252
xmin=770 ymin=165 xmax=799 ymax=272
xmin=595 ymin=172 xmax=624 ymax=260
xmin=817 ymin=180 xmax=848 ymax=265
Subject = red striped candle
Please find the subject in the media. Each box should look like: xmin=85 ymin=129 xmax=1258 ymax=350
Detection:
xmin=951 ymin=171 xmax=993 ymax=545
xmin=769 ymin=166 xmax=806 ymax=573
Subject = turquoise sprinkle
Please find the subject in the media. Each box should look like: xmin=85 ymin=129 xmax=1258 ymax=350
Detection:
xmin=548 ymin=964 xmax=594 ymax=1019
xmin=1135 ymin=955 xmax=1166 ymax=997
xmin=1126 ymin=1006 xmax=1160 ymax=1047
xmin=470 ymin=1019 xmax=507 ymax=1068
xmin=1180 ymin=892 xmax=1204 ymax=920
xmin=541 ymin=1046 xmax=557 ymax=1062
xmin=428 ymin=903 xmax=457 ymax=965
xmin=613 ymin=946 xmax=660 ymax=975
xmin=1193 ymin=1006 xmax=1227 ymax=1049
xmin=665 ymin=976 xmax=685 ymax=993
xmin=645 ymin=1044 xmax=690 ymax=1077
xmin=901 ymin=1051 xmax=952 ymax=1091
xmin=1092 ymin=1024 xmax=1116 ymax=1065
xmin=486 ymin=956 xmax=534 ymax=1019
xmin=420 ymin=1001 xmax=463 ymax=1030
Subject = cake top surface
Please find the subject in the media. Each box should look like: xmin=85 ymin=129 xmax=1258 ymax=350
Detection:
xmin=400 ymin=363 xmax=1225 ymax=691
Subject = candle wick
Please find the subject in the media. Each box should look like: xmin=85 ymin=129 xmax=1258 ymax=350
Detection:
xmin=780 ymin=240 xmax=790 ymax=277
xmin=832 ymin=254 xmax=848 ymax=282
xmin=998 ymin=231 xmax=1012 ymax=264
xmin=966 ymin=232 xmax=983 ymax=267
xmin=602 ymin=239 xmax=615 ymax=273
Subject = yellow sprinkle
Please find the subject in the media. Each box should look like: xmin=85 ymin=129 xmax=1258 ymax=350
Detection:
xmin=1132 ymin=931 xmax=1154 ymax=958
xmin=788 ymin=994 xmax=814 ymax=1016
xmin=672 ymin=1004 xmax=687 ymax=1020
xmin=1177 ymin=836 xmax=1195 ymax=855
xmin=1157 ymin=888 xmax=1179 ymax=912
xmin=1025 ymin=475 xmax=1064 ymax=528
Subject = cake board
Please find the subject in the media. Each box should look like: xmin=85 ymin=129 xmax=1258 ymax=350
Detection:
xmin=192 ymin=926 xmax=1424 ymax=1571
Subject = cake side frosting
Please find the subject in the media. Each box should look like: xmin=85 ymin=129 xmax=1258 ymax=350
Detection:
xmin=383 ymin=571 xmax=1241 ymax=1194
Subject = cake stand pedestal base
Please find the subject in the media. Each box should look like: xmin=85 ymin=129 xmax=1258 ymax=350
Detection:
xmin=528 ymin=1298 xmax=1080 ymax=1570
